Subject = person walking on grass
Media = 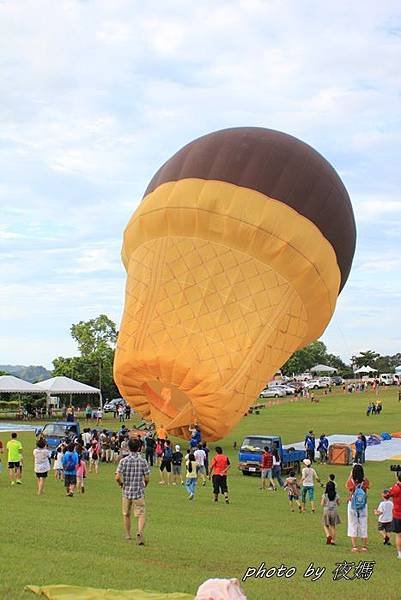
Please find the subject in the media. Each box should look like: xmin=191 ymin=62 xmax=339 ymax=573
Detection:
xmin=284 ymin=471 xmax=302 ymax=512
xmin=388 ymin=472 xmax=401 ymax=558
xmin=272 ymin=448 xmax=284 ymax=488
xmin=346 ymin=463 xmax=369 ymax=552
xmin=374 ymin=489 xmax=393 ymax=546
xmin=33 ymin=438 xmax=51 ymax=495
xmin=62 ymin=442 xmax=79 ymax=497
xmin=301 ymin=458 xmax=323 ymax=513
xmin=317 ymin=434 xmax=329 ymax=464
xmin=321 ymin=479 xmax=341 ymax=545
xmin=53 ymin=443 xmax=65 ymax=480
xmin=209 ymin=446 xmax=231 ymax=504
xmin=194 ymin=443 xmax=207 ymax=486
xmin=7 ymin=432 xmax=23 ymax=485
xmin=115 ymin=438 xmax=150 ymax=545
xmin=260 ymin=446 xmax=275 ymax=491
xmin=76 ymin=454 xmax=87 ymax=494
xmin=159 ymin=440 xmax=173 ymax=485
xmin=185 ymin=450 xmax=198 ymax=500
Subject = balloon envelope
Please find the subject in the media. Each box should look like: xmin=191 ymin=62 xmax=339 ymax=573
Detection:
xmin=114 ymin=127 xmax=356 ymax=440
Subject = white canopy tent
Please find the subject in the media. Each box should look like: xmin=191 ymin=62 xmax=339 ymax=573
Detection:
xmin=0 ymin=375 xmax=45 ymax=394
xmin=310 ymin=364 xmax=337 ymax=374
xmin=354 ymin=365 xmax=378 ymax=374
xmin=33 ymin=376 xmax=102 ymax=406
xmin=395 ymin=366 xmax=401 ymax=375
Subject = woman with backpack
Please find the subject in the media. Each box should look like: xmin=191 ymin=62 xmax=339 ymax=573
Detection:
xmin=347 ymin=463 xmax=370 ymax=552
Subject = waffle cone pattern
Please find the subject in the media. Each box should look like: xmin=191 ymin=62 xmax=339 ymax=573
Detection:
xmin=114 ymin=128 xmax=356 ymax=441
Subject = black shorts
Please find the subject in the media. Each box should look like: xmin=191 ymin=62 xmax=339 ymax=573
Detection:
xmin=392 ymin=518 xmax=401 ymax=533
xmin=212 ymin=474 xmax=228 ymax=495
xmin=160 ymin=460 xmax=172 ymax=472
xmin=378 ymin=521 xmax=392 ymax=532
xmin=36 ymin=472 xmax=48 ymax=478
xmin=8 ymin=461 xmax=20 ymax=469
xmin=64 ymin=474 xmax=77 ymax=487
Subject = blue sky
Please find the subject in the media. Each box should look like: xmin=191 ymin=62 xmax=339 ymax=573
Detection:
xmin=1 ymin=0 xmax=401 ymax=368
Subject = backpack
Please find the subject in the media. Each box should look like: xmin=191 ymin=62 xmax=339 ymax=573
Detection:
xmin=351 ymin=483 xmax=367 ymax=512
xmin=164 ymin=446 xmax=172 ymax=460
xmin=64 ymin=454 xmax=76 ymax=472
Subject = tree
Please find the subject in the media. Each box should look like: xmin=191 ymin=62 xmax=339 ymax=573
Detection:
xmin=351 ymin=350 xmax=381 ymax=371
xmin=52 ymin=315 xmax=120 ymax=402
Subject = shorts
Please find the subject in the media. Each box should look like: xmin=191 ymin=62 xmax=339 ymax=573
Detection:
xmin=122 ymin=496 xmax=145 ymax=517
xmin=287 ymin=494 xmax=299 ymax=501
xmin=64 ymin=474 xmax=77 ymax=487
xmin=378 ymin=521 xmax=392 ymax=532
xmin=212 ymin=474 xmax=228 ymax=495
xmin=196 ymin=465 xmax=206 ymax=475
xmin=8 ymin=461 xmax=20 ymax=469
xmin=160 ymin=460 xmax=172 ymax=472
xmin=392 ymin=518 xmax=401 ymax=534
xmin=172 ymin=464 xmax=181 ymax=475
xmin=261 ymin=468 xmax=272 ymax=478
xmin=36 ymin=472 xmax=48 ymax=478
xmin=301 ymin=486 xmax=315 ymax=502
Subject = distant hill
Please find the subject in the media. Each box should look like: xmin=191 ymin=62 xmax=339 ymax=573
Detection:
xmin=0 ymin=365 xmax=52 ymax=383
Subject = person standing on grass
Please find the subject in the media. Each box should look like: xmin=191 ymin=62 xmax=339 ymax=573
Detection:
xmin=354 ymin=435 xmax=364 ymax=464
xmin=272 ymin=448 xmax=284 ymax=487
xmin=321 ymin=480 xmax=341 ymax=545
xmin=194 ymin=443 xmax=207 ymax=486
xmin=202 ymin=442 xmax=210 ymax=475
xmin=301 ymin=458 xmax=323 ymax=513
xmin=33 ymin=438 xmax=51 ymax=495
xmin=388 ymin=472 xmax=401 ymax=558
xmin=374 ymin=489 xmax=393 ymax=546
xmin=346 ymin=463 xmax=370 ymax=552
xmin=7 ymin=432 xmax=23 ymax=485
xmin=62 ymin=442 xmax=79 ymax=497
xmin=115 ymin=438 xmax=150 ymax=544
xmin=185 ymin=450 xmax=198 ymax=500
xmin=260 ymin=446 xmax=275 ymax=491
xmin=209 ymin=446 xmax=231 ymax=504
xmin=317 ymin=434 xmax=329 ymax=463
xmin=304 ymin=431 xmax=316 ymax=463
xmin=284 ymin=471 xmax=302 ymax=512
xmin=359 ymin=432 xmax=367 ymax=463
xmin=172 ymin=444 xmax=183 ymax=485
xmin=89 ymin=435 xmax=100 ymax=473
xmin=144 ymin=433 xmax=156 ymax=466
xmin=53 ymin=443 xmax=65 ymax=480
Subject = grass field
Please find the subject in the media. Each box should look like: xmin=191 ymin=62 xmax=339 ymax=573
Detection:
xmin=1 ymin=387 xmax=401 ymax=599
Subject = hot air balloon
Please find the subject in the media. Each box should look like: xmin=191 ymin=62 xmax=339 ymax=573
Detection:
xmin=114 ymin=127 xmax=356 ymax=441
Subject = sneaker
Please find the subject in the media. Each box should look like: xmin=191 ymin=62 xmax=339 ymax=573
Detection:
xmin=189 ymin=493 xmax=194 ymax=500
xmin=225 ymin=498 xmax=229 ymax=504
xmin=16 ymin=480 xmax=22 ymax=485
xmin=11 ymin=481 xmax=15 ymax=486
xmin=136 ymin=533 xmax=144 ymax=546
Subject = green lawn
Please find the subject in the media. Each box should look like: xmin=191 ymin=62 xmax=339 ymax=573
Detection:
xmin=1 ymin=387 xmax=401 ymax=599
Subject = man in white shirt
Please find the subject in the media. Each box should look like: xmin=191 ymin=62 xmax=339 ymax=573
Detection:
xmin=194 ymin=444 xmax=207 ymax=486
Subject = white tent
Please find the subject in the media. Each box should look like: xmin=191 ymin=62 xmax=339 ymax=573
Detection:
xmin=354 ymin=365 xmax=378 ymax=374
xmin=0 ymin=375 xmax=45 ymax=394
xmin=310 ymin=364 xmax=337 ymax=373
xmin=33 ymin=376 xmax=102 ymax=405
xmin=395 ymin=366 xmax=401 ymax=375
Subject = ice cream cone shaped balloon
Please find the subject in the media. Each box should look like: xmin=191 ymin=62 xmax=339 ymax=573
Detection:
xmin=114 ymin=128 xmax=356 ymax=441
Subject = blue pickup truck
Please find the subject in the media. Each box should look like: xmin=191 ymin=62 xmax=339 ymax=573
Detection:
xmin=36 ymin=421 xmax=81 ymax=456
xmin=238 ymin=434 xmax=306 ymax=475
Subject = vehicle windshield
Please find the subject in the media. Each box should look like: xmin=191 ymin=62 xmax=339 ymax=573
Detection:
xmin=240 ymin=437 xmax=279 ymax=453
xmin=42 ymin=424 xmax=74 ymax=437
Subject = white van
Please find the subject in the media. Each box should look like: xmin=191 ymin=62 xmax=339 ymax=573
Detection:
xmin=380 ymin=374 xmax=395 ymax=386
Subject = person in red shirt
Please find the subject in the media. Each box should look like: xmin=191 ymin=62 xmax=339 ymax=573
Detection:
xmin=260 ymin=446 xmax=275 ymax=491
xmin=209 ymin=446 xmax=231 ymax=504
xmin=389 ymin=472 xmax=401 ymax=559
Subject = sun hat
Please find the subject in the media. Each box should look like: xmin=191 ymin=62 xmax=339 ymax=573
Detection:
xmin=175 ymin=444 xmax=180 ymax=451
xmin=303 ymin=458 xmax=311 ymax=466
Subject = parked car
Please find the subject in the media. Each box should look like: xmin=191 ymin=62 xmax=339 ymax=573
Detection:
xmin=103 ymin=398 xmax=126 ymax=413
xmin=304 ymin=379 xmax=329 ymax=390
xmin=259 ymin=387 xmax=286 ymax=398
xmin=331 ymin=375 xmax=345 ymax=386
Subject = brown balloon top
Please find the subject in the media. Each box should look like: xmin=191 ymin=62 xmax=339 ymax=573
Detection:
xmin=144 ymin=127 xmax=356 ymax=291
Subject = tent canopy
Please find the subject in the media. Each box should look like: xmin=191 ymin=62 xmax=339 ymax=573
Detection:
xmin=354 ymin=365 xmax=378 ymax=374
xmin=310 ymin=364 xmax=337 ymax=373
xmin=395 ymin=366 xmax=401 ymax=374
xmin=0 ymin=375 xmax=45 ymax=394
xmin=33 ymin=376 xmax=100 ymax=395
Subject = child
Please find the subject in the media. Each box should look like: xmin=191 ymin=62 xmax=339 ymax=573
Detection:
xmin=76 ymin=455 xmax=87 ymax=494
xmin=185 ymin=451 xmax=197 ymax=500
xmin=53 ymin=444 xmax=64 ymax=480
xmin=374 ymin=489 xmax=393 ymax=545
xmin=284 ymin=471 xmax=302 ymax=512
xmin=321 ymin=480 xmax=341 ymax=545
